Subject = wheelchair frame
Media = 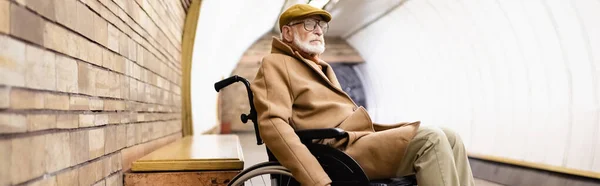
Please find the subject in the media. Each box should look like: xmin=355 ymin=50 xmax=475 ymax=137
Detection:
xmin=215 ymin=75 xmax=416 ymax=186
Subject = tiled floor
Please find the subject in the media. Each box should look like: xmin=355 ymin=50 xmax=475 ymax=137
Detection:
xmin=235 ymin=132 xmax=505 ymax=186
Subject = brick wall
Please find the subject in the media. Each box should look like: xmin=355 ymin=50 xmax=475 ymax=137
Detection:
xmin=0 ymin=0 xmax=186 ymax=185
xmin=220 ymin=33 xmax=365 ymax=132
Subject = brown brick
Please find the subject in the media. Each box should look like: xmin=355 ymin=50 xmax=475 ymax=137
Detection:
xmin=76 ymin=35 xmax=90 ymax=62
xmin=69 ymin=130 xmax=89 ymax=164
xmin=106 ymin=171 xmax=122 ymax=186
xmin=127 ymin=39 xmax=136 ymax=61
xmin=65 ymin=31 xmax=79 ymax=58
xmin=137 ymin=80 xmax=144 ymax=102
xmin=0 ymin=86 xmax=8 ymax=108
xmin=79 ymin=114 xmax=95 ymax=127
xmin=0 ymin=113 xmax=26 ymax=134
xmin=28 ymin=0 xmax=56 ymax=21
xmin=45 ymin=93 xmax=70 ymax=110
xmin=95 ymin=14 xmax=108 ymax=47
xmin=54 ymin=0 xmax=77 ymax=29
xmin=76 ymin=1 xmax=94 ymax=39
xmin=102 ymin=48 xmax=116 ymax=70
xmin=24 ymin=45 xmax=57 ymax=91
xmin=26 ymin=176 xmax=57 ymax=186
xmin=89 ymin=42 xmax=103 ymax=66
xmin=104 ymin=100 xmax=125 ymax=111
xmin=104 ymin=125 xmax=117 ymax=154
xmin=0 ymin=139 xmax=11 ymax=185
xmin=10 ymin=3 xmax=43 ymax=45
xmin=0 ymin=35 xmax=26 ymax=87
xmin=114 ymin=55 xmax=126 ymax=74
xmin=108 ymin=113 xmax=120 ymax=124
xmin=136 ymin=44 xmax=144 ymax=65
xmin=10 ymin=89 xmax=44 ymax=109
xmin=12 ymin=135 xmax=46 ymax=184
xmin=135 ymin=123 xmax=144 ymax=143
xmin=55 ymin=54 xmax=79 ymax=93
xmin=78 ymin=62 xmax=98 ymax=96
xmin=129 ymin=79 xmax=138 ymax=101
xmin=120 ymin=112 xmax=131 ymax=124
xmin=132 ymin=62 xmax=141 ymax=80
xmin=126 ymin=124 xmax=135 ymax=146
xmin=0 ymin=0 xmax=9 ymax=34
xmin=45 ymin=132 xmax=71 ymax=172
xmin=79 ymin=159 xmax=104 ymax=186
xmin=136 ymin=114 xmax=145 ymax=122
xmin=116 ymin=125 xmax=127 ymax=149
xmin=90 ymin=98 xmax=104 ymax=111
xmin=43 ymin=22 xmax=65 ymax=53
xmin=95 ymin=114 xmax=108 ymax=126
xmin=69 ymin=95 xmax=89 ymax=110
xmin=28 ymin=114 xmax=57 ymax=131
xmin=56 ymin=168 xmax=78 ymax=186
xmin=56 ymin=114 xmax=78 ymax=129
xmin=120 ymin=75 xmax=130 ymax=100
xmin=119 ymin=33 xmax=129 ymax=57
xmin=96 ymin=70 xmax=111 ymax=97
xmin=89 ymin=128 xmax=105 ymax=159
xmin=107 ymin=24 xmax=120 ymax=52
xmin=109 ymin=73 xmax=121 ymax=98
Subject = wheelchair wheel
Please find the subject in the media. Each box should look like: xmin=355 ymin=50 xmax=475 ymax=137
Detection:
xmin=228 ymin=162 xmax=295 ymax=186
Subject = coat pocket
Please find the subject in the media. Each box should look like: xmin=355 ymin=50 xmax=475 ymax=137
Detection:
xmin=336 ymin=106 xmax=374 ymax=132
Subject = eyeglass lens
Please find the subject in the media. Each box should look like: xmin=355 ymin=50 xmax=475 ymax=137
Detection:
xmin=304 ymin=19 xmax=328 ymax=33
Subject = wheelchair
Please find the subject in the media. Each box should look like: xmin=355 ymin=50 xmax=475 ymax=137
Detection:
xmin=215 ymin=76 xmax=417 ymax=186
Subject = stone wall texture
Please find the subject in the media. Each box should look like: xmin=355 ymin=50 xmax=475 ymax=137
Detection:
xmin=0 ymin=0 xmax=186 ymax=185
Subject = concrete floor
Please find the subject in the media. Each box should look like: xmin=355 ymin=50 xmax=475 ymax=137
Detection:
xmin=235 ymin=131 xmax=504 ymax=186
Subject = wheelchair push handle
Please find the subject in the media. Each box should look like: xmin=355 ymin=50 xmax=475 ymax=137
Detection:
xmin=214 ymin=75 xmax=241 ymax=92
xmin=214 ymin=75 xmax=263 ymax=145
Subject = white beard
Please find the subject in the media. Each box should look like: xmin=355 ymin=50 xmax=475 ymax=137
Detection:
xmin=292 ymin=30 xmax=325 ymax=55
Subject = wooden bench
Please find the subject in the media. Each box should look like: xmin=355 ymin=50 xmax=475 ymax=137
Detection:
xmin=125 ymin=135 xmax=244 ymax=186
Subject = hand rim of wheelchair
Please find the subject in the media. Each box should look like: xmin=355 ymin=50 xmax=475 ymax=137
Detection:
xmin=227 ymin=161 xmax=291 ymax=186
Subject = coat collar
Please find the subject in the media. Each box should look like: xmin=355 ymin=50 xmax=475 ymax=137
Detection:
xmin=270 ymin=37 xmax=343 ymax=92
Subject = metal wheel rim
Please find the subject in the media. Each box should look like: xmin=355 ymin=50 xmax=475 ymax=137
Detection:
xmin=229 ymin=165 xmax=293 ymax=186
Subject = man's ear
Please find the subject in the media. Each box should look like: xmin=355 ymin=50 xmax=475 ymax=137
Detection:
xmin=282 ymin=26 xmax=293 ymax=42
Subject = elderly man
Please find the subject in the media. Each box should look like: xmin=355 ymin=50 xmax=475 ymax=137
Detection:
xmin=250 ymin=4 xmax=474 ymax=186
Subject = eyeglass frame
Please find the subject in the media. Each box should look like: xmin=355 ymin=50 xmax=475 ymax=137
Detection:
xmin=287 ymin=18 xmax=329 ymax=33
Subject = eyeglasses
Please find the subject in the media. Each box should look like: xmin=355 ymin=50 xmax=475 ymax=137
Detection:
xmin=288 ymin=19 xmax=329 ymax=33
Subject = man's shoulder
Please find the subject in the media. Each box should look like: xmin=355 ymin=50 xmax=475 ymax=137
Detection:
xmin=261 ymin=53 xmax=300 ymax=68
xmin=262 ymin=53 xmax=297 ymax=62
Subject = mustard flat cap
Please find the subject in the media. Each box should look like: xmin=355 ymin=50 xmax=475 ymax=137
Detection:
xmin=279 ymin=4 xmax=332 ymax=29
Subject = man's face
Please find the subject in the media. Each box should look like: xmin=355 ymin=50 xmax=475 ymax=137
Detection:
xmin=286 ymin=16 xmax=327 ymax=55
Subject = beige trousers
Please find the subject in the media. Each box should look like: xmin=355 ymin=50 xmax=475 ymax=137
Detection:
xmin=396 ymin=126 xmax=475 ymax=186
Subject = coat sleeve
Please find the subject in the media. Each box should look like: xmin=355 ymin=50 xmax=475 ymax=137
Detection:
xmin=250 ymin=56 xmax=332 ymax=186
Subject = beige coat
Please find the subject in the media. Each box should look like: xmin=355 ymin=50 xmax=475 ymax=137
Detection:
xmin=250 ymin=37 xmax=421 ymax=186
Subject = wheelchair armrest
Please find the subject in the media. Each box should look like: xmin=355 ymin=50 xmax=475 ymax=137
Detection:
xmin=295 ymin=128 xmax=348 ymax=141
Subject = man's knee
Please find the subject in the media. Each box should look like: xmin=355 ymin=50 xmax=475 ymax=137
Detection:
xmin=441 ymin=127 xmax=463 ymax=147
xmin=418 ymin=126 xmax=447 ymax=143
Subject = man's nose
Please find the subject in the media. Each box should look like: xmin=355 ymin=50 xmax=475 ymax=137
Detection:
xmin=313 ymin=26 xmax=323 ymax=36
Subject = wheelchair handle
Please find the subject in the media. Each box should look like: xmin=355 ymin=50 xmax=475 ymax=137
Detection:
xmin=214 ymin=75 xmax=263 ymax=145
xmin=214 ymin=76 xmax=240 ymax=92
